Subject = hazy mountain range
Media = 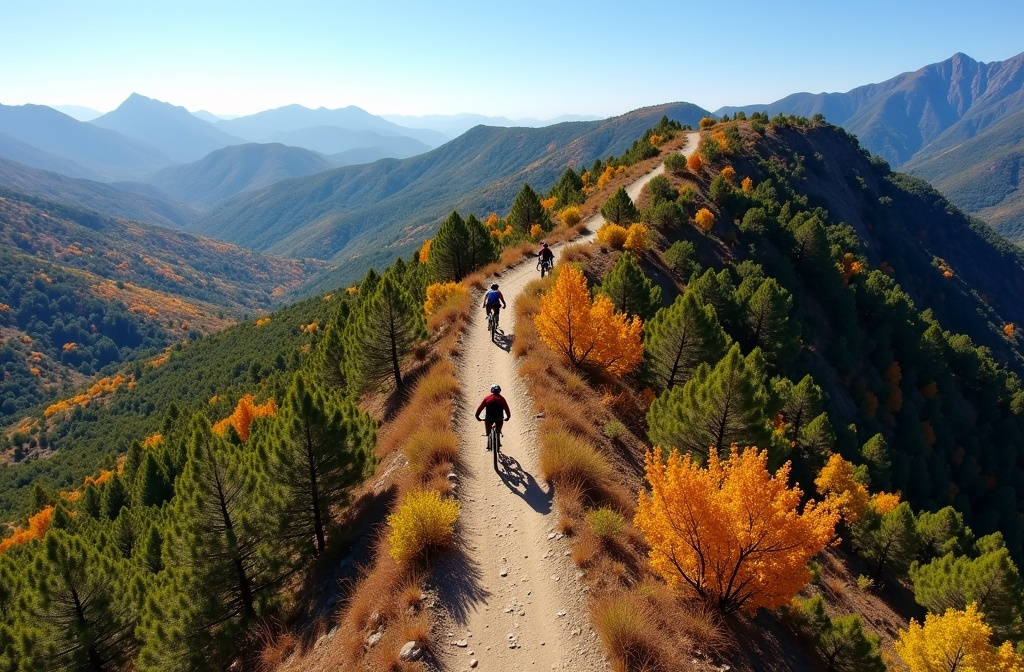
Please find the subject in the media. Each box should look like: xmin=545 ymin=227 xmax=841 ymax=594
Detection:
xmin=717 ymin=51 xmax=1024 ymax=240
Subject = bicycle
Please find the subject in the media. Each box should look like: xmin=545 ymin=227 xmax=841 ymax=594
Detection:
xmin=538 ymin=257 xmax=553 ymax=278
xmin=488 ymin=424 xmax=501 ymax=470
xmin=487 ymin=308 xmax=499 ymax=339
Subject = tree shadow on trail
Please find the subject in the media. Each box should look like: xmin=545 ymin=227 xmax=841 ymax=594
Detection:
xmin=496 ymin=452 xmax=552 ymax=515
xmin=431 ymin=536 xmax=491 ymax=625
xmin=492 ymin=330 xmax=513 ymax=352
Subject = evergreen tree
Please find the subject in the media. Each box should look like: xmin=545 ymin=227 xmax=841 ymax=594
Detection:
xmin=775 ymin=375 xmax=833 ymax=461
xmin=743 ymin=277 xmax=800 ymax=367
xmin=311 ymin=302 xmax=350 ymax=389
xmin=81 ymin=484 xmax=102 ymax=520
xmin=647 ymin=344 xmax=775 ymax=461
xmin=643 ymin=292 xmax=729 ymax=391
xmin=915 ymin=506 xmax=972 ymax=561
xmin=663 ymin=240 xmax=698 ymax=278
xmin=122 ymin=440 xmax=145 ymax=486
xmin=910 ymin=533 xmax=1024 ymax=641
xmin=549 ymin=167 xmax=584 ymax=206
xmin=102 ymin=474 xmax=128 ymax=520
xmin=430 ymin=211 xmax=470 ymax=281
xmin=267 ymin=371 xmax=376 ymax=555
xmin=143 ymin=415 xmax=284 ymax=668
xmin=792 ymin=216 xmax=832 ymax=279
xmin=600 ymin=187 xmax=640 ymax=225
xmin=506 ymin=184 xmax=551 ymax=235
xmin=800 ymin=596 xmax=885 ymax=671
xmin=597 ymin=252 xmax=662 ymax=320
xmin=134 ymin=453 xmax=173 ymax=508
xmin=345 ymin=264 xmax=427 ymax=393
xmin=852 ymin=501 xmax=920 ymax=582
xmin=860 ymin=433 xmax=893 ymax=491
xmin=687 ymin=267 xmax=739 ymax=331
xmin=23 ymin=529 xmax=139 ymax=671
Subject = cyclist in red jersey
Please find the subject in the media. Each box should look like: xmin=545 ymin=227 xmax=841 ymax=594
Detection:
xmin=475 ymin=384 xmax=511 ymax=450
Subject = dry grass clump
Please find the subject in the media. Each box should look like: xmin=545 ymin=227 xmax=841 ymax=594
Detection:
xmin=425 ymin=285 xmax=471 ymax=334
xmin=403 ymin=428 xmax=459 ymax=476
xmin=558 ymin=242 xmax=593 ymax=264
xmin=255 ymin=625 xmax=298 ymax=671
xmin=591 ymin=594 xmax=670 ymax=672
xmin=539 ymin=429 xmax=614 ymax=492
xmin=588 ymin=507 xmax=626 ymax=538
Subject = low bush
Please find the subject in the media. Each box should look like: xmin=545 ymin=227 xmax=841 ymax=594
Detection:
xmin=588 ymin=507 xmax=625 ymax=538
xmin=387 ymin=489 xmax=460 ymax=565
xmin=591 ymin=594 xmax=665 ymax=672
xmin=539 ymin=429 xmax=614 ymax=491
xmin=597 ymin=223 xmax=629 ymax=249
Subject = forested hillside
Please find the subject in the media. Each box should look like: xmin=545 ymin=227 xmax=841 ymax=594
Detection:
xmin=191 ymin=103 xmax=708 ymax=283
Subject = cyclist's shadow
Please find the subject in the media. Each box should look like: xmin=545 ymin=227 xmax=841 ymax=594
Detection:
xmin=496 ymin=452 xmax=551 ymax=514
xmin=492 ymin=329 xmax=513 ymax=352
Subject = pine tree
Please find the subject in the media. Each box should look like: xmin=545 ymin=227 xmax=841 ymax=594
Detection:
xmin=743 ymin=277 xmax=800 ymax=367
xmin=122 ymin=440 xmax=145 ymax=485
xmin=643 ymin=292 xmax=729 ymax=391
xmin=23 ymin=529 xmax=139 ymax=671
xmin=852 ymin=501 xmax=920 ymax=582
xmin=311 ymin=302 xmax=350 ymax=389
xmin=267 ymin=371 xmax=376 ymax=555
xmin=345 ymin=264 xmax=427 ymax=392
xmin=687 ymin=267 xmax=739 ymax=332
xmin=647 ymin=344 xmax=775 ymax=461
xmin=550 ymin=166 xmax=584 ymax=206
xmin=860 ymin=433 xmax=892 ymax=491
xmin=506 ymin=184 xmax=551 ymax=235
xmin=597 ymin=252 xmax=662 ymax=320
xmin=146 ymin=415 xmax=284 ymax=667
xmin=464 ymin=213 xmax=496 ymax=271
xmin=910 ymin=532 xmax=1024 ymax=641
xmin=134 ymin=452 xmax=173 ymax=508
xmin=775 ymin=375 xmax=833 ymax=460
xmin=800 ymin=596 xmax=885 ymax=671
xmin=600 ymin=187 xmax=640 ymax=226
xmin=102 ymin=474 xmax=128 ymax=520
xmin=430 ymin=211 xmax=471 ymax=281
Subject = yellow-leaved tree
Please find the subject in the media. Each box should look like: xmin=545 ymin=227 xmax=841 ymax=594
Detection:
xmin=894 ymin=603 xmax=1024 ymax=672
xmin=694 ymin=208 xmax=715 ymax=234
xmin=635 ymin=446 xmax=837 ymax=614
xmin=423 ymin=281 xmax=468 ymax=317
xmin=535 ymin=265 xmax=643 ymax=376
xmin=815 ymin=453 xmax=870 ymax=525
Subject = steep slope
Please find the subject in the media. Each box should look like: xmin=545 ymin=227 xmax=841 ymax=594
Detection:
xmin=91 ymin=93 xmax=246 ymax=164
xmin=215 ymin=103 xmax=447 ymax=149
xmin=145 ymin=143 xmax=334 ymax=206
xmin=0 ymin=103 xmax=172 ymax=180
xmin=0 ymin=157 xmax=199 ymax=228
xmin=716 ymin=52 xmax=1024 ymax=168
xmin=904 ymin=107 xmax=1024 ymax=241
xmin=0 ymin=187 xmax=324 ymax=311
xmin=195 ymin=102 xmax=709 ymax=286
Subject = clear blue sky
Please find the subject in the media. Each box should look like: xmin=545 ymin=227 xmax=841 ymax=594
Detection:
xmin=3 ymin=0 xmax=1022 ymax=119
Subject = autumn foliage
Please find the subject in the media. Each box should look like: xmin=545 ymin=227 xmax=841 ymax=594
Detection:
xmin=423 ymin=281 xmax=469 ymax=317
xmin=535 ymin=265 xmax=643 ymax=376
xmin=694 ymin=208 xmax=715 ymax=234
xmin=623 ymin=223 xmax=650 ymax=256
xmin=212 ymin=394 xmax=277 ymax=442
xmin=0 ymin=506 xmax=53 ymax=553
xmin=894 ymin=603 xmax=1024 ymax=671
xmin=815 ymin=454 xmax=870 ymax=524
xmin=635 ymin=446 xmax=838 ymax=614
xmin=597 ymin=223 xmax=629 ymax=249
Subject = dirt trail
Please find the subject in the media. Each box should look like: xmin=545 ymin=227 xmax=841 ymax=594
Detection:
xmin=432 ymin=133 xmax=697 ymax=672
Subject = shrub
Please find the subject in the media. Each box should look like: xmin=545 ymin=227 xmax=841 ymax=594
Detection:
xmin=596 ymin=223 xmax=629 ymax=250
xmin=603 ymin=420 xmax=626 ymax=440
xmin=591 ymin=595 xmax=663 ymax=672
xmin=540 ymin=429 xmax=614 ymax=490
xmin=559 ymin=205 xmax=582 ymax=227
xmin=403 ymin=428 xmax=459 ymax=475
xmin=694 ymin=208 xmax=714 ymax=234
xmin=663 ymin=152 xmax=687 ymax=174
xmin=423 ymin=281 xmax=469 ymax=317
xmin=623 ymin=223 xmax=649 ymax=256
xmin=387 ymin=490 xmax=460 ymax=564
xmin=588 ymin=507 xmax=625 ymax=538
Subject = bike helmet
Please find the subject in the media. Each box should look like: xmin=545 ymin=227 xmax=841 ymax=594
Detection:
xmin=490 ymin=384 xmax=501 ymax=393
xmin=542 ymin=242 xmax=549 ymax=248
xmin=490 ymin=283 xmax=499 ymax=289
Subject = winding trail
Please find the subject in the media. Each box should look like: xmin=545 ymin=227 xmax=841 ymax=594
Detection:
xmin=432 ymin=133 xmax=697 ymax=672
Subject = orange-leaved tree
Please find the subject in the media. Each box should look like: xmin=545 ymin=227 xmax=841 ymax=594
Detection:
xmin=535 ymin=265 xmax=643 ymax=376
xmin=694 ymin=208 xmax=715 ymax=234
xmin=815 ymin=453 xmax=870 ymax=525
xmin=635 ymin=446 xmax=837 ymax=614
xmin=894 ymin=603 xmax=1024 ymax=672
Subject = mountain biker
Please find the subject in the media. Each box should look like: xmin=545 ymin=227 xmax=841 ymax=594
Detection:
xmin=538 ymin=242 xmax=555 ymax=271
xmin=483 ymin=283 xmax=506 ymax=324
xmin=475 ymin=384 xmax=511 ymax=450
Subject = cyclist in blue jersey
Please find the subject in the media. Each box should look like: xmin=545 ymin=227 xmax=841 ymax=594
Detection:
xmin=483 ymin=283 xmax=506 ymax=324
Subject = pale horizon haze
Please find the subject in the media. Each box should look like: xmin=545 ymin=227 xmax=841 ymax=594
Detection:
xmin=3 ymin=0 xmax=1023 ymax=120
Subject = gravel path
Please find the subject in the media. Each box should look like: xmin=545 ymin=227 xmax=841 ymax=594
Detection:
xmin=432 ymin=133 xmax=696 ymax=672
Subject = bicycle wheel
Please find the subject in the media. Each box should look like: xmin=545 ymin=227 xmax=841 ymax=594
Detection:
xmin=489 ymin=311 xmax=497 ymax=338
xmin=489 ymin=426 xmax=500 ymax=470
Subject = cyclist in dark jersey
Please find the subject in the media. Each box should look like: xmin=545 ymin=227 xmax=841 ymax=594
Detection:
xmin=483 ymin=283 xmax=506 ymax=323
xmin=475 ymin=384 xmax=511 ymax=450
xmin=538 ymin=242 xmax=555 ymax=267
